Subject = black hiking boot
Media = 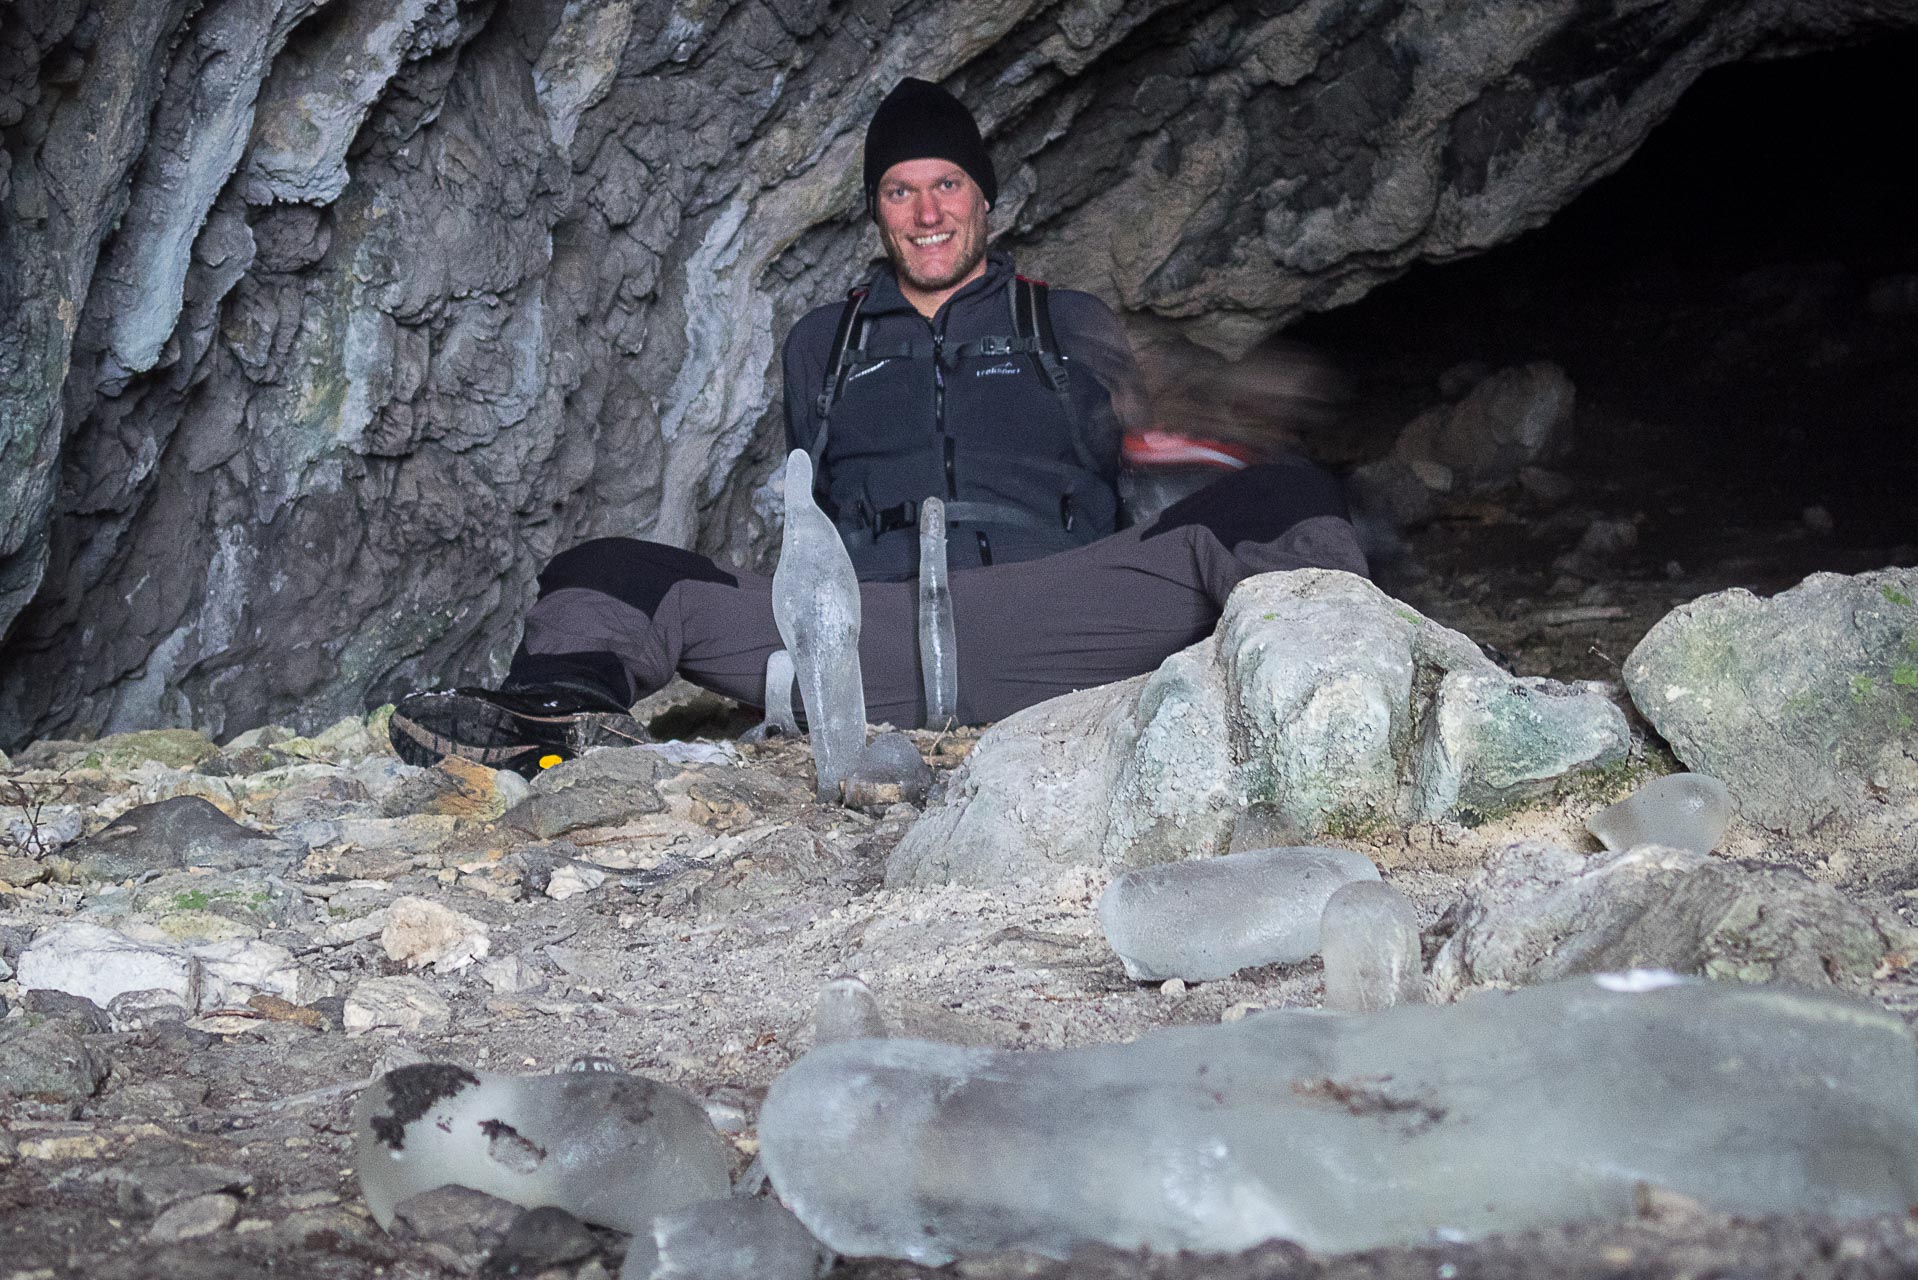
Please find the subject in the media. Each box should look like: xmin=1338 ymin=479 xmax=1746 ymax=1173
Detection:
xmin=388 ymin=685 xmax=649 ymax=778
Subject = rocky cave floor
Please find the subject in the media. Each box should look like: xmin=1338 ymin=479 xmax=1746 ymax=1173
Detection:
xmin=4 ymin=453 xmax=1918 ymax=1278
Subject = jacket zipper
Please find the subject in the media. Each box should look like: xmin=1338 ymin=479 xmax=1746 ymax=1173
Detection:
xmin=932 ymin=325 xmax=956 ymax=498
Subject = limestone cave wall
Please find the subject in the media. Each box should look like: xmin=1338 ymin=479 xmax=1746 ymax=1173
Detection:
xmin=1 ymin=0 xmax=1912 ymax=747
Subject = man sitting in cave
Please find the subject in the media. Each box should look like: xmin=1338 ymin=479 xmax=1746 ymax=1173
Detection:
xmin=389 ymin=78 xmax=1368 ymax=778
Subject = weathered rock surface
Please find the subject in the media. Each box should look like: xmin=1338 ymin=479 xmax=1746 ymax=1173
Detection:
xmin=1391 ymin=362 xmax=1576 ymax=492
xmin=1431 ymin=841 xmax=1908 ymax=996
xmin=381 ymin=895 xmax=491 ymax=973
xmin=883 ymin=677 xmax=1147 ymax=888
xmin=503 ymin=748 xmax=668 ymax=840
xmin=343 ymin=974 xmax=451 ymax=1035
xmin=2 ymin=635 xmax=1917 ymax=1278
xmin=1624 ymin=568 xmax=1918 ymax=838
xmin=387 ymin=1185 xmax=529 ymax=1273
xmin=16 ymin=920 xmax=202 ymax=1008
xmin=14 ymin=917 xmax=329 ymax=1011
xmin=5 ymin=0 xmax=1914 ymax=747
xmin=66 ymin=795 xmax=293 ymax=880
xmin=892 ymin=570 xmax=1628 ymax=886
xmin=0 ymin=1017 xmax=109 ymax=1102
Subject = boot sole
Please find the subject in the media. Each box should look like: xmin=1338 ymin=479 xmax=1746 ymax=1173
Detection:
xmin=389 ymin=694 xmax=647 ymax=776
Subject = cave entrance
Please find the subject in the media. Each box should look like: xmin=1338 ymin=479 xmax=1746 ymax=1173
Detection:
xmin=1283 ymin=35 xmax=1918 ymax=681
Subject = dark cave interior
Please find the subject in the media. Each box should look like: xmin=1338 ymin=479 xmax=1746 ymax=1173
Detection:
xmin=1284 ymin=34 xmax=1918 ymax=679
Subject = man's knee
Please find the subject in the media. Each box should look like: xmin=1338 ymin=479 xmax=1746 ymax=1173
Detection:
xmin=536 ymin=537 xmax=739 ymax=616
xmin=1139 ymin=460 xmax=1350 ymax=547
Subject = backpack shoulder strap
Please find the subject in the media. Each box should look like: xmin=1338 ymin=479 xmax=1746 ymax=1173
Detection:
xmin=1014 ymin=275 xmax=1101 ymax=474
xmin=808 ymin=285 xmax=868 ymax=468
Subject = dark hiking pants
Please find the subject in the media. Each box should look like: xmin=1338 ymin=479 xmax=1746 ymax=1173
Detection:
xmin=508 ymin=463 xmax=1368 ymax=728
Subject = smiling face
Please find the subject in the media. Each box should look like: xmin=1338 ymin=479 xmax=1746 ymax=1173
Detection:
xmin=873 ymin=158 xmax=990 ymax=318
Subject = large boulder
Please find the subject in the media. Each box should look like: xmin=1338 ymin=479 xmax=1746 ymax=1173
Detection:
xmin=1624 ymin=568 xmax=1918 ymax=838
xmin=1389 ymin=362 xmax=1576 ymax=492
xmin=883 ymin=677 xmax=1147 ymax=887
xmin=890 ymin=570 xmax=1628 ymax=886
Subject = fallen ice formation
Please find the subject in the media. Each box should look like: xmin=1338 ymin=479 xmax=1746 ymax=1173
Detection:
xmin=1319 ymin=880 xmax=1423 ymax=1012
xmin=917 ymin=496 xmax=959 ymax=728
xmin=1587 ymin=772 xmax=1733 ymax=854
xmin=839 ymin=731 xmax=933 ymax=809
xmin=622 ymin=1196 xmax=833 ymax=1280
xmin=772 ymin=450 xmax=868 ymax=802
xmin=1098 ymin=846 xmax=1380 ymax=980
xmin=814 ymin=975 xmax=888 ymax=1045
xmin=353 ymin=1062 xmax=729 ymax=1234
xmin=760 ymin=975 xmax=1918 ymax=1262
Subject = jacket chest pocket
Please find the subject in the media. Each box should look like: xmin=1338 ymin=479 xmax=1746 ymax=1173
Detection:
xmin=946 ymin=361 xmax=1076 ymax=460
xmin=831 ymin=359 xmax=932 ymax=456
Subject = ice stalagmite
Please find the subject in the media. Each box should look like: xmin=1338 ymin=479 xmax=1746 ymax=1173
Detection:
xmin=1587 ymin=772 xmax=1733 ymax=854
xmin=771 ymin=450 xmax=868 ymax=802
xmin=916 ymin=497 xmax=958 ymax=728
xmin=761 ymin=975 xmax=1918 ymax=1263
xmin=1319 ymin=880 xmax=1423 ymax=1012
xmin=353 ymin=1063 xmax=729 ymax=1234
xmin=748 ymin=650 xmax=800 ymax=740
xmin=1098 ymin=846 xmax=1380 ymax=981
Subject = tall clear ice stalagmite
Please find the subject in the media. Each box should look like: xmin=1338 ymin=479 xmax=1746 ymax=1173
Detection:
xmin=771 ymin=450 xmax=868 ymax=802
xmin=353 ymin=1062 xmax=729 ymax=1234
xmin=760 ymin=975 xmax=1918 ymax=1263
xmin=916 ymin=497 xmax=958 ymax=728
xmin=1319 ymin=880 xmax=1424 ymax=1012
xmin=1587 ymin=772 xmax=1734 ymax=854
xmin=1098 ymin=846 xmax=1380 ymax=981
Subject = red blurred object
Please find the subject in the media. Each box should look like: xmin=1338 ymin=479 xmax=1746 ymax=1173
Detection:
xmin=1122 ymin=429 xmax=1256 ymax=471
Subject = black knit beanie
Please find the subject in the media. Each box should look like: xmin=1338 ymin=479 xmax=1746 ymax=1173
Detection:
xmin=862 ymin=78 xmax=997 ymax=217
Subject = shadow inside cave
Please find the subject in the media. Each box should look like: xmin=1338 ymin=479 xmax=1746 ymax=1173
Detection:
xmin=1278 ymin=35 xmax=1918 ymax=682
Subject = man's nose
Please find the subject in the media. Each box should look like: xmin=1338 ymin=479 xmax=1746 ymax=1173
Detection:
xmin=913 ymin=193 xmax=942 ymax=225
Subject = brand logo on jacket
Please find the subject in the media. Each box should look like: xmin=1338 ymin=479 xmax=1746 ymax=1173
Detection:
xmin=975 ymin=362 xmax=1021 ymax=378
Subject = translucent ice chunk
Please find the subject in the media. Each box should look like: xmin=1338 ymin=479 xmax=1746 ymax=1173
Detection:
xmin=623 ymin=1196 xmax=833 ymax=1280
xmin=771 ymin=450 xmax=868 ymax=802
xmin=916 ymin=497 xmax=958 ymax=728
xmin=1098 ymin=846 xmax=1380 ymax=981
xmin=761 ymin=650 xmax=800 ymax=737
xmin=1587 ymin=772 xmax=1733 ymax=854
xmin=1319 ymin=880 xmax=1423 ymax=1012
xmin=760 ymin=975 xmax=1918 ymax=1262
xmin=839 ymin=731 xmax=933 ymax=810
xmin=353 ymin=1062 xmax=729 ymax=1234
xmin=814 ymin=975 xmax=888 ymax=1045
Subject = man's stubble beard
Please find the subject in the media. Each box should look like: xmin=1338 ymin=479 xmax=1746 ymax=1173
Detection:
xmin=884 ymin=214 xmax=987 ymax=295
